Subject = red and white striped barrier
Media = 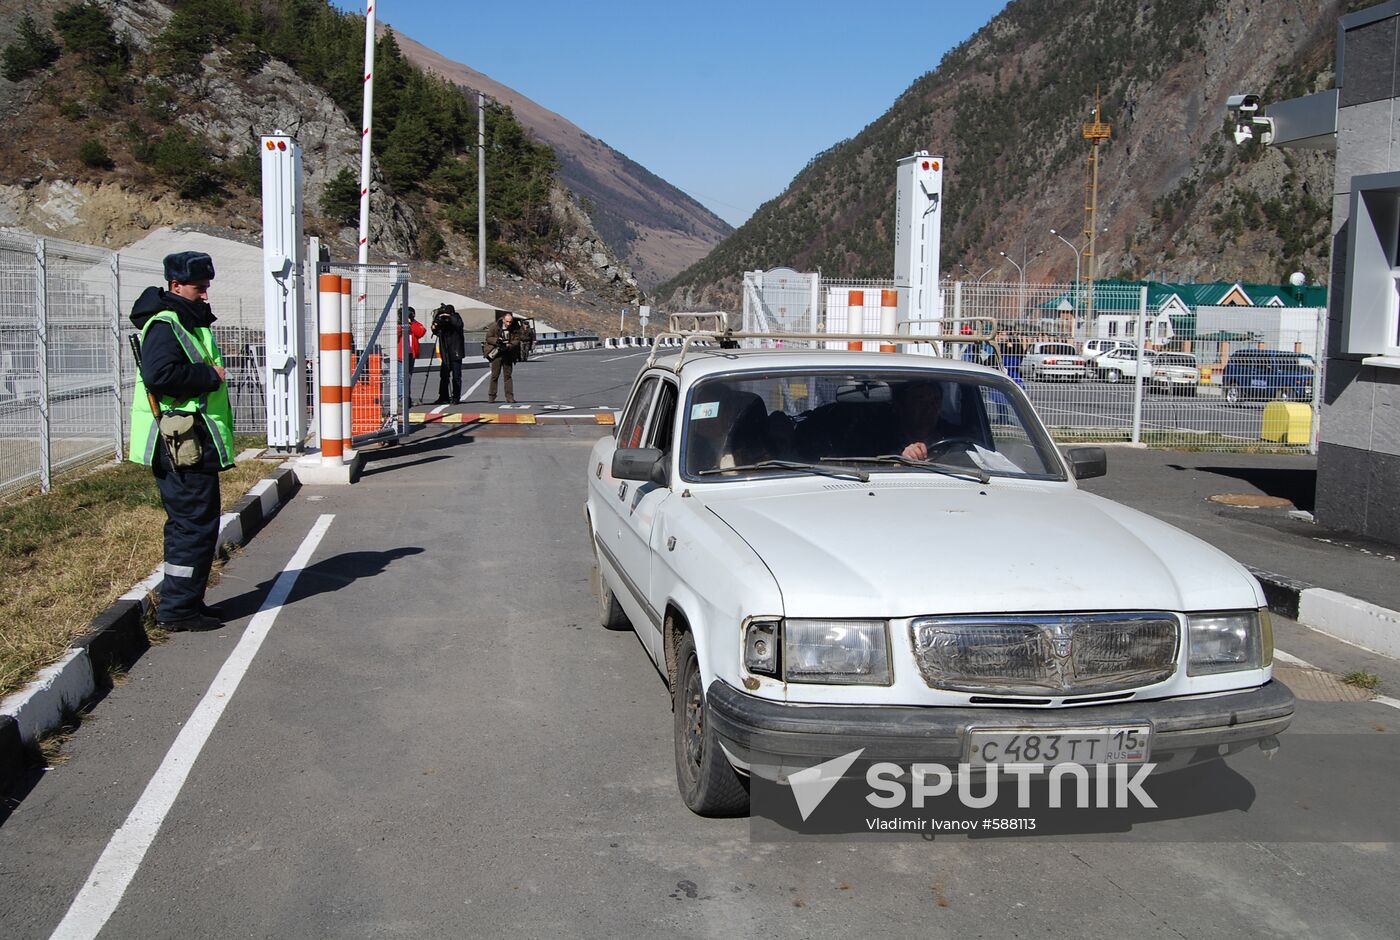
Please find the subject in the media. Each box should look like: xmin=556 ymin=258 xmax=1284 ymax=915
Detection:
xmin=847 ymin=290 xmax=864 ymax=352
xmin=317 ymin=274 xmax=344 ymax=463
xmin=879 ymin=289 xmax=898 ymax=353
xmin=339 ymin=276 xmax=353 ymax=452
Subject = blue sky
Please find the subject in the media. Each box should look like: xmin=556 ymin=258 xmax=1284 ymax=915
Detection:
xmin=335 ymin=1 xmax=1008 ymax=227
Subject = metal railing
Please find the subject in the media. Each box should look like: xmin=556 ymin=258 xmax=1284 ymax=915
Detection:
xmin=739 ymin=276 xmax=1327 ymax=452
xmin=0 ymin=230 xmax=302 ymax=499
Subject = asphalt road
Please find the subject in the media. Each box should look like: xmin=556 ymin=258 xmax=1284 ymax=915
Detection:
xmin=1 ymin=350 xmax=1395 ymax=938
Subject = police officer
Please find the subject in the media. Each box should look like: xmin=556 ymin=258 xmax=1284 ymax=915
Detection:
xmin=128 ymin=251 xmax=234 ymax=632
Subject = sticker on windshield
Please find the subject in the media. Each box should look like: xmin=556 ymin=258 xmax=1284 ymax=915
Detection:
xmin=691 ymin=401 xmax=720 ymax=420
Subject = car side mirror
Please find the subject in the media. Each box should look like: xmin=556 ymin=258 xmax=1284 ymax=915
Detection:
xmin=1064 ymin=446 xmax=1107 ymax=480
xmin=613 ymin=447 xmax=668 ymax=486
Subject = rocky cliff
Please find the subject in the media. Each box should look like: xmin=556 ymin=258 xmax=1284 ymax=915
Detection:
xmin=660 ymin=0 xmax=1340 ymax=310
xmin=389 ymin=29 xmax=733 ymax=291
xmin=0 ymin=0 xmax=641 ymax=309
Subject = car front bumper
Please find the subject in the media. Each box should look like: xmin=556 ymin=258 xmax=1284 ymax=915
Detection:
xmin=707 ymin=679 xmax=1294 ymax=777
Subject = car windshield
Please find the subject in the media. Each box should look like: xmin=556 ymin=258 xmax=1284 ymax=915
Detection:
xmin=1040 ymin=344 xmax=1077 ymax=355
xmin=681 ymin=369 xmax=1064 ymax=482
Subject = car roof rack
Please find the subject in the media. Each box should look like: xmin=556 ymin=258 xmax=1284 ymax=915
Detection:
xmin=644 ymin=316 xmax=1001 ymax=371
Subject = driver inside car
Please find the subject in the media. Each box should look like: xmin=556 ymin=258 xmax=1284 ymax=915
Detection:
xmin=891 ymin=380 xmax=946 ymax=460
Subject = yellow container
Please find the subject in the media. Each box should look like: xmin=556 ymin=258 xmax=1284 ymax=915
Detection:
xmin=1260 ymin=401 xmax=1312 ymax=444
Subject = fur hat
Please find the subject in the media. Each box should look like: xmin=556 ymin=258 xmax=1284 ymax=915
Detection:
xmin=163 ymin=251 xmax=216 ymax=284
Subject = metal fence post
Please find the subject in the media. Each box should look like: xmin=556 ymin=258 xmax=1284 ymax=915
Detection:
xmin=110 ymin=251 xmax=124 ymax=461
xmin=1130 ymin=285 xmax=1147 ymax=444
xmin=1310 ymin=305 xmax=1324 ymax=455
xmin=34 ymin=237 xmax=51 ymax=493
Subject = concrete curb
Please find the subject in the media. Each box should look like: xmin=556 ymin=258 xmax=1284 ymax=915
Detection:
xmin=1248 ymin=565 xmax=1400 ymax=660
xmin=0 ymin=467 xmax=300 ymax=790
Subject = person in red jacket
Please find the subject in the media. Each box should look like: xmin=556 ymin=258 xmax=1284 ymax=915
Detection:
xmin=397 ymin=307 xmax=427 ymax=407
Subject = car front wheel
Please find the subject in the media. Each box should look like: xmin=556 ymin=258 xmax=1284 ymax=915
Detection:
xmin=1225 ymin=384 xmax=1241 ymax=405
xmin=1105 ymin=369 xmax=1122 ymax=384
xmin=674 ymin=632 xmax=749 ymax=816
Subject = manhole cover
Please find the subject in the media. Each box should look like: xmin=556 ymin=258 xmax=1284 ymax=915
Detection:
xmin=1207 ymin=493 xmax=1295 ymax=509
xmin=1274 ymin=665 xmax=1375 ymax=702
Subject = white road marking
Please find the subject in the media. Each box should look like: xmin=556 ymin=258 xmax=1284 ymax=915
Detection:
xmin=1373 ymin=695 xmax=1400 ymax=711
xmin=463 ymin=369 xmax=490 ymax=401
xmin=49 ymin=515 xmax=336 ymax=940
xmin=1274 ymin=649 xmax=1318 ymax=669
xmin=601 ymin=353 xmax=646 ymax=362
xmin=430 ymin=403 xmax=449 ymax=415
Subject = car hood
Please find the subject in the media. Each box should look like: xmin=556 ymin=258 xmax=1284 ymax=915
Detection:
xmin=701 ymin=481 xmax=1262 ymax=618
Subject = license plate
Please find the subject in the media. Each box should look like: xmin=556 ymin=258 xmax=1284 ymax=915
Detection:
xmin=965 ymin=725 xmax=1152 ymax=766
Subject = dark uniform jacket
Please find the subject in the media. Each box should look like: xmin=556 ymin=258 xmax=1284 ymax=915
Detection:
xmin=130 ymin=287 xmax=226 ymax=473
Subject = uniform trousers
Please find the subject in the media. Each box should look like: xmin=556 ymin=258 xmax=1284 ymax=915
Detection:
xmin=152 ymin=455 xmax=221 ymax=622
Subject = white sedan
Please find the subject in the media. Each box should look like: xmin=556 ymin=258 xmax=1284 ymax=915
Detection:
xmin=1095 ymin=346 xmax=1157 ymax=383
xmin=586 ymin=346 xmax=1293 ymax=815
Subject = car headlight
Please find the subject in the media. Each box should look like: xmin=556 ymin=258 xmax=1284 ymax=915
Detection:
xmin=742 ymin=618 xmax=780 ymax=676
xmin=1187 ymin=609 xmax=1271 ymax=675
xmin=785 ymin=618 xmax=891 ymax=685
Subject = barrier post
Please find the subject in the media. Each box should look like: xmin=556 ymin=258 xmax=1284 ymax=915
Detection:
xmin=317 ymin=273 xmax=344 ymax=463
xmin=879 ymin=289 xmax=898 ymax=352
xmin=339 ymin=276 xmax=353 ymax=451
xmin=847 ymin=290 xmax=864 ymax=351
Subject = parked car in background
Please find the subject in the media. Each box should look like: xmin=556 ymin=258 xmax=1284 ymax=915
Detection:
xmin=1082 ymin=338 xmax=1137 ymax=367
xmin=1221 ymin=350 xmax=1315 ymax=404
xmin=587 ymin=343 xmax=1293 ymax=816
xmin=1094 ymin=347 xmax=1156 ymax=384
xmin=1021 ymin=342 xmax=1087 ymax=382
xmin=1147 ymin=353 xmax=1201 ymax=397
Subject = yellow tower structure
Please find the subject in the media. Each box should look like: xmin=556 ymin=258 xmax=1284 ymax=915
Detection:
xmin=1081 ymin=86 xmax=1112 ymax=324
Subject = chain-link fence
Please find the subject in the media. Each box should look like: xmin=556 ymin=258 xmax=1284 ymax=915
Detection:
xmin=742 ymin=275 xmax=1327 ymax=452
xmin=0 ymin=230 xmax=292 ymax=499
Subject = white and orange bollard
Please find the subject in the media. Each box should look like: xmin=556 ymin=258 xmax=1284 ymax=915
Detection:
xmin=879 ymin=289 xmax=898 ymax=352
xmin=847 ymin=290 xmax=864 ymax=352
xmin=317 ymin=273 xmax=344 ymax=465
xmin=339 ymin=276 xmax=354 ymax=453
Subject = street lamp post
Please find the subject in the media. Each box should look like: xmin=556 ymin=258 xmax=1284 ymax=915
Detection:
xmin=999 ymin=250 xmax=1025 ymax=319
xmin=1050 ymin=228 xmax=1082 ymax=336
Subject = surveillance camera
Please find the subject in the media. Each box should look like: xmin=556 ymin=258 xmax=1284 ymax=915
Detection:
xmin=1226 ymin=93 xmax=1261 ymax=115
xmin=1226 ymin=93 xmax=1273 ymax=147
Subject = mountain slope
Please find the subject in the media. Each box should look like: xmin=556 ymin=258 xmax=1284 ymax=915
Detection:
xmin=388 ymin=28 xmax=733 ymax=291
xmin=661 ymin=0 xmax=1339 ymax=310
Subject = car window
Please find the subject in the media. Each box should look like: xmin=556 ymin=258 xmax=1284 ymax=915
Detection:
xmin=1157 ymin=354 xmax=1195 ymax=367
xmin=649 ymin=382 xmax=678 ymax=454
xmin=680 ymin=369 xmax=1063 ymax=481
xmin=1041 ymin=344 xmax=1077 ymax=356
xmin=617 ymin=376 xmax=659 ymax=450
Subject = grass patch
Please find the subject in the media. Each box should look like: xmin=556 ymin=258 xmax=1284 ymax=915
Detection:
xmin=0 ymin=441 xmax=271 ymax=699
xmin=1343 ymin=671 xmax=1381 ymax=691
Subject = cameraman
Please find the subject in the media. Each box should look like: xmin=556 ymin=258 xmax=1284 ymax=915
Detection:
xmin=431 ymin=303 xmax=466 ymax=405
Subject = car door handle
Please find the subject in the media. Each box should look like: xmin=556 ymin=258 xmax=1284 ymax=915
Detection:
xmin=618 ymin=482 xmax=628 ymax=501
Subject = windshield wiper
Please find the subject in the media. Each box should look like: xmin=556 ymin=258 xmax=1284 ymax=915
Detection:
xmin=824 ymin=454 xmax=991 ymax=484
xmin=696 ymin=460 xmax=869 ymax=482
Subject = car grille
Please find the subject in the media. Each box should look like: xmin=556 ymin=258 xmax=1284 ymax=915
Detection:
xmin=909 ymin=613 xmax=1179 ymax=696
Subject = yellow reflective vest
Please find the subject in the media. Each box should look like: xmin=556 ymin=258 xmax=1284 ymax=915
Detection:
xmin=128 ymin=312 xmax=234 ymax=470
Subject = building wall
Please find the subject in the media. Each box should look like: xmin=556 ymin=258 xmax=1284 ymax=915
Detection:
xmin=1317 ymin=4 xmax=1400 ymax=542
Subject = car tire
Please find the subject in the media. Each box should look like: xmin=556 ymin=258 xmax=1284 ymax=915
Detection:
xmin=1224 ymin=384 xmax=1240 ymax=405
xmin=673 ymin=632 xmax=749 ymax=817
xmin=1024 ymin=366 xmax=1036 ymax=382
xmin=1278 ymin=388 xmax=1293 ymax=402
xmin=1105 ymin=369 xmax=1121 ymax=384
xmin=1187 ymin=387 xmax=1198 ymax=398
xmin=593 ymin=563 xmax=631 ymax=631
